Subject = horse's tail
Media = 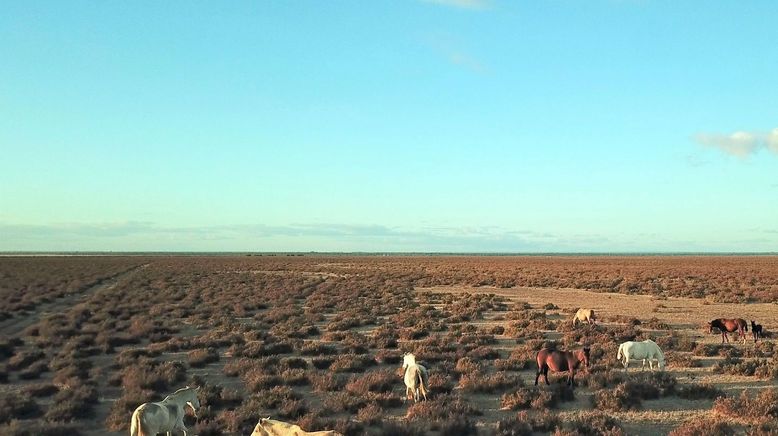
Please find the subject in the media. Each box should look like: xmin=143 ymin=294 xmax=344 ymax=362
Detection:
xmin=130 ymin=407 xmax=144 ymax=436
xmin=416 ymin=368 xmax=429 ymax=400
xmin=744 ymin=321 xmax=748 ymax=332
xmin=572 ymin=314 xmax=578 ymax=326
xmin=617 ymin=343 xmax=623 ymax=361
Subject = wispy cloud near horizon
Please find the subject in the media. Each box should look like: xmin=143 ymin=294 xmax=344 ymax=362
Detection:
xmin=1 ymin=221 xmax=774 ymax=253
xmin=0 ymin=221 xmax=615 ymax=253
xmin=693 ymin=128 xmax=778 ymax=159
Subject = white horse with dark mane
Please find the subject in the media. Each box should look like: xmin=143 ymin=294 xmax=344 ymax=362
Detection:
xmin=130 ymin=386 xmax=200 ymax=436
xmin=402 ymin=353 xmax=429 ymax=402
xmin=617 ymin=339 xmax=665 ymax=371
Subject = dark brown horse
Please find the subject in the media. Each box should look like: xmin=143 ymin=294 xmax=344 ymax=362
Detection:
xmin=751 ymin=321 xmax=763 ymax=342
xmin=708 ymin=318 xmax=748 ymax=344
xmin=534 ymin=347 xmax=590 ymax=386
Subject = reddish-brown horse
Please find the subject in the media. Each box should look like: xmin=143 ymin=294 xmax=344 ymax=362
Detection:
xmin=708 ymin=318 xmax=748 ymax=344
xmin=534 ymin=347 xmax=590 ymax=386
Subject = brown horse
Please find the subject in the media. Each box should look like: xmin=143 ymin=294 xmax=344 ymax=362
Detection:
xmin=708 ymin=318 xmax=748 ymax=344
xmin=751 ymin=321 xmax=763 ymax=343
xmin=534 ymin=347 xmax=590 ymax=386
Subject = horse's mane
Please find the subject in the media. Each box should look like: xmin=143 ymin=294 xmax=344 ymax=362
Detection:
xmin=163 ymin=386 xmax=195 ymax=401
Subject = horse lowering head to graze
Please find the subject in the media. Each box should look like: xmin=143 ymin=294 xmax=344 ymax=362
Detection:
xmin=252 ymin=417 xmax=343 ymax=436
xmin=402 ymin=352 xmax=429 ymax=403
xmin=130 ymin=386 xmax=200 ymax=436
xmin=572 ymin=309 xmax=596 ymax=326
xmin=708 ymin=318 xmax=748 ymax=344
xmin=535 ymin=347 xmax=590 ymax=387
xmin=751 ymin=321 xmax=763 ymax=342
xmin=616 ymin=339 xmax=665 ymax=371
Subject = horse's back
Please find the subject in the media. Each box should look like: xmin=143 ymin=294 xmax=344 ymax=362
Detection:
xmin=538 ymin=349 xmax=570 ymax=371
xmin=575 ymin=308 xmax=593 ymax=320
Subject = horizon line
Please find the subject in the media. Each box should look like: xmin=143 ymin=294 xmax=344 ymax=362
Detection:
xmin=2 ymin=251 xmax=777 ymax=257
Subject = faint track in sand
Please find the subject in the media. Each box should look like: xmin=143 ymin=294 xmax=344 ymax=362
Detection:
xmin=0 ymin=263 xmax=150 ymax=337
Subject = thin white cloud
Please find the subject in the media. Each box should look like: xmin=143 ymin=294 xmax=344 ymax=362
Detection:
xmin=0 ymin=221 xmax=611 ymax=252
xmin=421 ymin=0 xmax=491 ymax=10
xmin=767 ymin=128 xmax=778 ymax=154
xmin=448 ymin=51 xmax=486 ymax=73
xmin=693 ymin=128 xmax=778 ymax=158
xmin=424 ymin=32 xmax=488 ymax=74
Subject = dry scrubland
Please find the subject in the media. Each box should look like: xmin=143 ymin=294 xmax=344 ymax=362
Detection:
xmin=1 ymin=255 xmax=777 ymax=435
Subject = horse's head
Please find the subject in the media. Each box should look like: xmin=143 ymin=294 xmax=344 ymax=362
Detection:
xmin=184 ymin=386 xmax=201 ymax=418
xmin=580 ymin=347 xmax=591 ymax=369
xmin=403 ymin=352 xmax=416 ymax=369
xmin=254 ymin=417 xmax=272 ymax=436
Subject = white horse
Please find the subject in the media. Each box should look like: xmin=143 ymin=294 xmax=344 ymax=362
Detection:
xmin=130 ymin=386 xmax=200 ymax=436
xmin=617 ymin=339 xmax=665 ymax=371
xmin=402 ymin=353 xmax=429 ymax=403
xmin=252 ymin=417 xmax=343 ymax=436
xmin=572 ymin=308 xmax=596 ymax=326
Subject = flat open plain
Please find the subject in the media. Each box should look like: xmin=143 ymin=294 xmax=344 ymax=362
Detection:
xmin=1 ymin=255 xmax=776 ymax=435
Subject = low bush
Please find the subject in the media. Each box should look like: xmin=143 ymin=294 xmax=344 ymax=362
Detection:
xmin=330 ymin=354 xmax=373 ymax=373
xmin=7 ymin=350 xmax=45 ymax=371
xmin=675 ymin=383 xmax=725 ymax=400
xmin=496 ymin=410 xmax=560 ymax=435
xmin=310 ymin=373 xmax=346 ymax=392
xmin=0 ymin=420 xmax=83 ymax=436
xmin=458 ymin=371 xmax=521 ymax=393
xmin=0 ymin=392 xmax=40 ymax=423
xmin=405 ymin=394 xmax=481 ymax=422
xmin=356 ymin=403 xmax=383 ymax=425
xmin=558 ymin=411 xmax=625 ymax=435
xmin=501 ymin=385 xmax=574 ymax=410
xmin=44 ymin=384 xmax=99 ymax=421
xmin=669 ymin=415 xmax=734 ymax=436
xmin=345 ymin=370 xmax=395 ymax=396
xmin=187 ymin=348 xmax=220 ymax=368
xmin=713 ymin=389 xmax=778 ymax=422
xmin=23 ymin=383 xmax=58 ymax=398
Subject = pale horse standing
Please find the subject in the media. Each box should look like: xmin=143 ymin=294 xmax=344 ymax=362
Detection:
xmin=402 ymin=353 xmax=429 ymax=402
xmin=252 ymin=417 xmax=343 ymax=436
xmin=130 ymin=386 xmax=200 ymax=436
xmin=617 ymin=339 xmax=665 ymax=371
xmin=572 ymin=308 xmax=596 ymax=326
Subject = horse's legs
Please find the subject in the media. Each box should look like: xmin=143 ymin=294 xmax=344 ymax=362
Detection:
xmin=543 ymin=366 xmax=550 ymax=385
xmin=535 ymin=362 xmax=546 ymax=386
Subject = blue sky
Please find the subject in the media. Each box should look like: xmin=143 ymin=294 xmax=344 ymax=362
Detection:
xmin=1 ymin=0 xmax=777 ymax=252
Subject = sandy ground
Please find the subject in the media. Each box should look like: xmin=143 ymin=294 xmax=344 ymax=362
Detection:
xmin=418 ymin=285 xmax=778 ymax=435
xmin=3 ymin=278 xmax=775 ymax=435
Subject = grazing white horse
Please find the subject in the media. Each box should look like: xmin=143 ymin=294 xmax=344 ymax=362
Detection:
xmin=402 ymin=353 xmax=429 ymax=403
xmin=252 ymin=417 xmax=343 ymax=436
xmin=130 ymin=386 xmax=200 ymax=436
xmin=617 ymin=339 xmax=665 ymax=371
xmin=572 ymin=308 xmax=596 ymax=326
